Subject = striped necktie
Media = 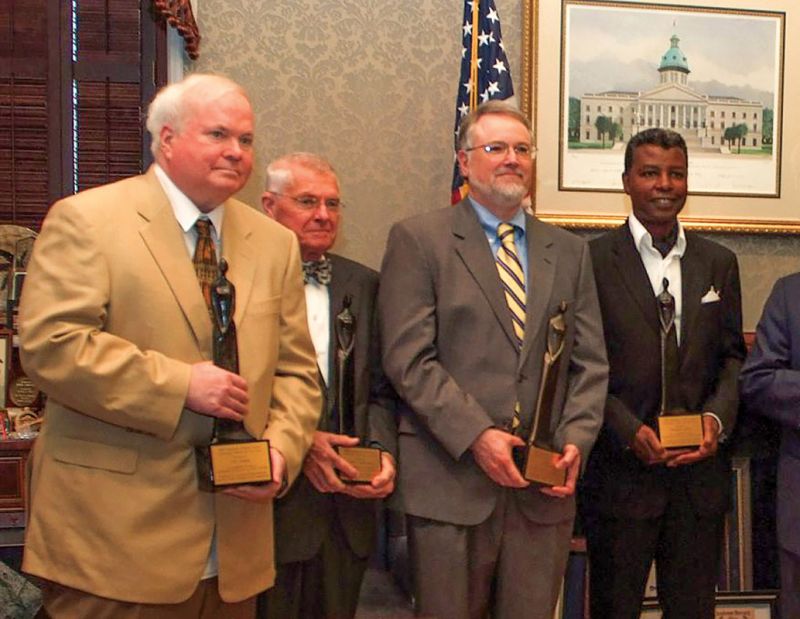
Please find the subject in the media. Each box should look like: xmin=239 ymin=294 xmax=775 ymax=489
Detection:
xmin=496 ymin=222 xmax=526 ymax=431
xmin=496 ymin=223 xmax=526 ymax=349
xmin=193 ymin=218 xmax=217 ymax=318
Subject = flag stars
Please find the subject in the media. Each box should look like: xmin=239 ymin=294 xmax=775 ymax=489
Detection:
xmin=463 ymin=22 xmax=472 ymax=37
xmin=478 ymin=30 xmax=491 ymax=46
xmin=493 ymin=59 xmax=507 ymax=75
xmin=487 ymin=8 xmax=499 ymax=24
xmin=487 ymin=81 xmax=501 ymax=96
xmin=459 ymin=103 xmax=470 ymax=117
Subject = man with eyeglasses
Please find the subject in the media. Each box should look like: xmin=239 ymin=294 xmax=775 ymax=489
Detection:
xmin=378 ymin=100 xmax=607 ymax=619
xmin=258 ymin=153 xmax=397 ymax=619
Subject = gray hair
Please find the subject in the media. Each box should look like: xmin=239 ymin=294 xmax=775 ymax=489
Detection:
xmin=146 ymin=73 xmax=248 ymax=158
xmin=264 ymin=152 xmax=338 ymax=193
xmin=456 ymin=100 xmax=533 ymax=151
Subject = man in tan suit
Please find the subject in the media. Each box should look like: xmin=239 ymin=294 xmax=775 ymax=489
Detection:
xmin=18 ymin=74 xmax=321 ymax=618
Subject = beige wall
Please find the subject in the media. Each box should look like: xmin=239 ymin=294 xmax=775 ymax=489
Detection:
xmin=194 ymin=0 xmax=800 ymax=330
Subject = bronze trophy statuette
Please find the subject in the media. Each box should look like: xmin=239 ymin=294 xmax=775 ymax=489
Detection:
xmin=334 ymin=295 xmax=381 ymax=484
xmin=655 ymin=278 xmax=703 ymax=449
xmin=196 ymin=259 xmax=272 ymax=491
xmin=514 ymin=301 xmax=568 ymax=487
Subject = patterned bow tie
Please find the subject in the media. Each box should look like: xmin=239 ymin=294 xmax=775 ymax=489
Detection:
xmin=302 ymin=257 xmax=332 ymax=285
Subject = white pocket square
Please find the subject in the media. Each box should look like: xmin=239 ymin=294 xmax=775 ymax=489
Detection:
xmin=701 ymin=286 xmax=721 ymax=303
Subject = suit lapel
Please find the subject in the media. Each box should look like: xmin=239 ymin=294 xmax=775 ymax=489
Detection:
xmin=452 ymin=200 xmax=517 ymax=348
xmin=137 ymin=169 xmax=212 ymax=355
xmin=611 ymin=225 xmax=660 ymax=336
xmin=679 ymin=235 xmax=706 ymax=356
xmin=519 ymin=217 xmax=555 ymax=363
xmin=219 ymin=203 xmax=256 ymax=328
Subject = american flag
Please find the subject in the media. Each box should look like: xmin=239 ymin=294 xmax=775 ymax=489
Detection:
xmin=451 ymin=0 xmax=515 ymax=204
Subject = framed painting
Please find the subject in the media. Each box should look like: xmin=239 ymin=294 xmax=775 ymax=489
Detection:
xmin=522 ymin=0 xmax=800 ymax=231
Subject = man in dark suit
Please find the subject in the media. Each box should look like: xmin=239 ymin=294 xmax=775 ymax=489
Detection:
xmin=582 ymin=128 xmax=746 ymax=619
xmin=378 ymin=100 xmax=608 ymax=619
xmin=740 ymin=275 xmax=800 ymax=618
xmin=258 ymin=153 xmax=397 ymax=619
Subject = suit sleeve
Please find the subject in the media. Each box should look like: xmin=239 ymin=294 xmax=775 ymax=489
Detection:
xmin=740 ymin=277 xmax=800 ymax=430
xmin=554 ymin=241 xmax=608 ymax=461
xmin=262 ymin=236 xmax=323 ymax=486
xmin=379 ymin=221 xmax=494 ymax=460
xmin=367 ymin=281 xmax=398 ymax=457
xmin=701 ymin=252 xmax=745 ymax=431
xmin=19 ymin=199 xmax=189 ymax=440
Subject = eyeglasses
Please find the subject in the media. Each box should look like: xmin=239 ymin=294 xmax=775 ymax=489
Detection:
xmin=464 ymin=141 xmax=536 ymax=158
xmin=269 ymin=192 xmax=344 ymax=211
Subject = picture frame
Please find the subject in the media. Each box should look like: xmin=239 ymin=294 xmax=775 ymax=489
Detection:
xmin=521 ymin=0 xmax=800 ymax=232
xmin=720 ymin=456 xmax=754 ymax=591
xmin=640 ymin=591 xmax=778 ymax=617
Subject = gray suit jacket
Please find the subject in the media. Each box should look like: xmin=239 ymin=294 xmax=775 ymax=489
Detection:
xmin=378 ymin=200 xmax=607 ymax=526
xmin=273 ymin=254 xmax=397 ymax=563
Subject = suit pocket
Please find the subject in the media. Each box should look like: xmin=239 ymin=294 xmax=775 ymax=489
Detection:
xmin=51 ymin=437 xmax=138 ymax=474
xmin=248 ymin=295 xmax=281 ymax=316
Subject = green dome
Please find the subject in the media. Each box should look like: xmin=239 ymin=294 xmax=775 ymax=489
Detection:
xmin=659 ymin=34 xmax=689 ymax=73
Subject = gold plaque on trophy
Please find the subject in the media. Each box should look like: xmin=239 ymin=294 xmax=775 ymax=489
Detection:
xmin=522 ymin=445 xmax=566 ymax=487
xmin=206 ymin=440 xmax=272 ymax=487
xmin=658 ymin=414 xmax=704 ymax=449
xmin=338 ymin=446 xmax=382 ymax=484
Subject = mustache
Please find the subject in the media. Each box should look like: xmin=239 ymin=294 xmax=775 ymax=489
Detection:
xmin=495 ymin=167 xmax=524 ymax=178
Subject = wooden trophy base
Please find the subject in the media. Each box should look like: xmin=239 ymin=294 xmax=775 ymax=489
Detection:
xmin=196 ymin=439 xmax=272 ymax=492
xmin=658 ymin=414 xmax=704 ymax=449
xmin=337 ymin=445 xmax=382 ymax=484
xmin=514 ymin=445 xmax=566 ymax=487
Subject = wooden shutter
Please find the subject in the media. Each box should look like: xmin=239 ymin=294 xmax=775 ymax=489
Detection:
xmin=0 ymin=0 xmax=165 ymax=230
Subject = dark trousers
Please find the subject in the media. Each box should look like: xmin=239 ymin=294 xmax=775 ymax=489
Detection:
xmin=585 ymin=483 xmax=723 ymax=619
xmin=257 ymin=518 xmax=368 ymax=619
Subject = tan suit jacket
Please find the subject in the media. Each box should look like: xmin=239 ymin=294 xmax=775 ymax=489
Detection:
xmin=19 ymin=168 xmax=321 ymax=603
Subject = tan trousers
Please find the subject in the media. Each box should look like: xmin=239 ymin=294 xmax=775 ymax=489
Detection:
xmin=39 ymin=577 xmax=256 ymax=619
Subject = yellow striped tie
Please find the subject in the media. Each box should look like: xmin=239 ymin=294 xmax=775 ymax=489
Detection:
xmin=496 ymin=223 xmax=526 ymax=348
xmin=497 ymin=223 xmax=526 ymax=430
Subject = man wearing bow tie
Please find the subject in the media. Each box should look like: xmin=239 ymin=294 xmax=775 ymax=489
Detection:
xmin=258 ymin=153 xmax=397 ymax=619
xmin=581 ymin=128 xmax=746 ymax=619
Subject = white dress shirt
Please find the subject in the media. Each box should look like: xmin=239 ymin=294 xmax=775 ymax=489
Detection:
xmin=304 ymin=277 xmax=331 ymax=385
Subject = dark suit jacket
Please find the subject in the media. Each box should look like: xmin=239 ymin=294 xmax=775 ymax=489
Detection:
xmin=379 ymin=200 xmax=608 ymax=528
xmin=583 ymin=223 xmax=745 ymax=519
xmin=740 ymin=272 xmax=800 ymax=558
xmin=273 ymin=254 xmax=397 ymax=564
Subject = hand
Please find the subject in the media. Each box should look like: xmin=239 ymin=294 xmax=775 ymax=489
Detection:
xmin=540 ymin=444 xmax=581 ymax=498
xmin=344 ymin=452 xmax=397 ymax=499
xmin=666 ymin=415 xmax=720 ymax=467
xmin=630 ymin=424 xmax=682 ymax=465
xmin=222 ymin=446 xmax=286 ymax=502
xmin=471 ymin=428 xmax=529 ymax=489
xmin=186 ymin=361 xmax=248 ymax=421
xmin=302 ymin=431 xmax=361 ymax=494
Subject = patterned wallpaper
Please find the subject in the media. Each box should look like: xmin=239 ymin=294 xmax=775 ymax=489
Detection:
xmin=193 ymin=0 xmax=800 ymax=329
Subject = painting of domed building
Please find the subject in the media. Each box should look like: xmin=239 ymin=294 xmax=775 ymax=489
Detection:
xmin=578 ymin=32 xmax=764 ymax=152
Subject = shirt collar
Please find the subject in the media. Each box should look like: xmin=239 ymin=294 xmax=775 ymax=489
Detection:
xmin=154 ymin=164 xmax=225 ymax=237
xmin=628 ymin=212 xmax=686 ymax=258
xmin=468 ymin=197 xmax=526 ymax=237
